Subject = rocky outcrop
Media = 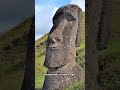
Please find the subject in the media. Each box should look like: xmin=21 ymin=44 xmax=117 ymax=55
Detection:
xmin=43 ymin=4 xmax=84 ymax=90
xmin=21 ymin=17 xmax=35 ymax=90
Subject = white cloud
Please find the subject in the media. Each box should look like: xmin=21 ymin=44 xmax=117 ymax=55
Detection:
xmin=70 ymin=0 xmax=85 ymax=11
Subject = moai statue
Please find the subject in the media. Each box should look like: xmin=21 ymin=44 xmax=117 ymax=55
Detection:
xmin=43 ymin=4 xmax=84 ymax=90
xmin=97 ymin=0 xmax=111 ymax=50
xmin=86 ymin=0 xmax=102 ymax=90
xmin=21 ymin=17 xmax=35 ymax=90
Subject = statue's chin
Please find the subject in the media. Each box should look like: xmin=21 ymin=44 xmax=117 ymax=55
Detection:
xmin=45 ymin=51 xmax=65 ymax=68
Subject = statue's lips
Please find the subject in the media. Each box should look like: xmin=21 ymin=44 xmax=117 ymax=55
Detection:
xmin=48 ymin=46 xmax=59 ymax=50
xmin=48 ymin=43 xmax=62 ymax=49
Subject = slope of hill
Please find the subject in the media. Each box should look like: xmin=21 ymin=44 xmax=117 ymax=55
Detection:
xmin=0 ymin=17 xmax=33 ymax=90
xmin=0 ymin=32 xmax=4 ymax=36
xmin=35 ymin=12 xmax=85 ymax=89
xmin=0 ymin=32 xmax=2 ymax=35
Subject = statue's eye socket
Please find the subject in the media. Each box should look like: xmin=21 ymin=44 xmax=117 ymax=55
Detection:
xmin=53 ymin=13 xmax=63 ymax=24
xmin=55 ymin=37 xmax=61 ymax=42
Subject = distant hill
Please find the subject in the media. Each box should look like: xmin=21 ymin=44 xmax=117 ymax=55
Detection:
xmin=0 ymin=32 xmax=3 ymax=35
xmin=0 ymin=17 xmax=33 ymax=90
xmin=0 ymin=32 xmax=5 ymax=37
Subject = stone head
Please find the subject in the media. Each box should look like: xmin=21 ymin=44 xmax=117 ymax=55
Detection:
xmin=44 ymin=4 xmax=82 ymax=68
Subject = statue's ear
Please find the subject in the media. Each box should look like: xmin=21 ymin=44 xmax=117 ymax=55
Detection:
xmin=76 ymin=29 xmax=81 ymax=47
xmin=76 ymin=10 xmax=82 ymax=47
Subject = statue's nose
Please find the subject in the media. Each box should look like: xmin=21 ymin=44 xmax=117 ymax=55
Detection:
xmin=48 ymin=35 xmax=62 ymax=48
xmin=48 ymin=37 xmax=58 ymax=48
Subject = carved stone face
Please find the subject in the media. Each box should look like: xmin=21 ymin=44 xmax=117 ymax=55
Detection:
xmin=44 ymin=5 xmax=81 ymax=68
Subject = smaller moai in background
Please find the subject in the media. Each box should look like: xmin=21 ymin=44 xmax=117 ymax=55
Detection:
xmin=97 ymin=0 xmax=111 ymax=50
xmin=43 ymin=4 xmax=84 ymax=90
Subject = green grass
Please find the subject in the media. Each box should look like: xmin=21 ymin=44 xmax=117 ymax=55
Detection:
xmin=35 ymin=12 xmax=85 ymax=89
xmin=35 ymin=34 xmax=48 ymax=46
xmin=0 ymin=17 xmax=33 ymax=90
xmin=97 ymin=1 xmax=120 ymax=89
xmin=0 ymin=70 xmax=24 ymax=90
xmin=35 ymin=34 xmax=48 ymax=89
xmin=66 ymin=80 xmax=85 ymax=90
xmin=35 ymin=35 xmax=47 ymax=89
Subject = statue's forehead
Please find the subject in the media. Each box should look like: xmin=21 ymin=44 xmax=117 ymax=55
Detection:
xmin=53 ymin=12 xmax=76 ymax=22
xmin=53 ymin=8 xmax=78 ymax=22
xmin=56 ymin=7 xmax=76 ymax=15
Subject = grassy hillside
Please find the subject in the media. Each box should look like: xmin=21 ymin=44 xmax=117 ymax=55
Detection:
xmin=0 ymin=17 xmax=33 ymax=90
xmin=35 ymin=12 xmax=85 ymax=89
xmin=98 ymin=1 xmax=120 ymax=89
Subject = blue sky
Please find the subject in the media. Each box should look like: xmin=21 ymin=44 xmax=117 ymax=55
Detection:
xmin=35 ymin=0 xmax=85 ymax=40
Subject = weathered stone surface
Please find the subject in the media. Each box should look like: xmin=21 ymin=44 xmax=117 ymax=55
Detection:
xmin=76 ymin=8 xmax=82 ymax=47
xmin=21 ymin=17 xmax=35 ymax=90
xmin=43 ymin=61 xmax=84 ymax=90
xmin=97 ymin=0 xmax=111 ymax=50
xmin=86 ymin=0 xmax=111 ymax=90
xmin=43 ymin=4 xmax=84 ymax=90
xmin=44 ymin=4 xmax=82 ymax=68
